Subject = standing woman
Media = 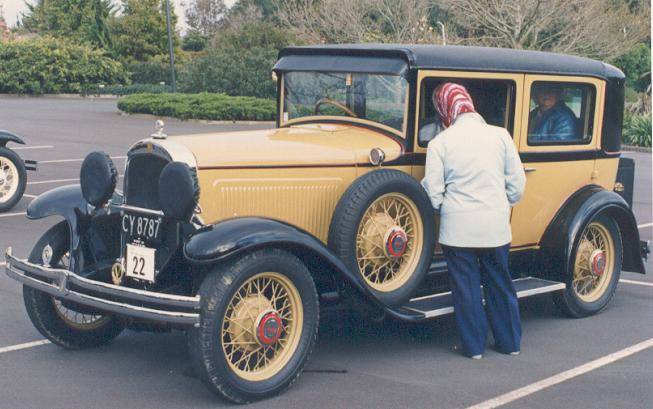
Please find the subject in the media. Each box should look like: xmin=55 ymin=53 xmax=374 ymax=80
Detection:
xmin=421 ymin=83 xmax=526 ymax=359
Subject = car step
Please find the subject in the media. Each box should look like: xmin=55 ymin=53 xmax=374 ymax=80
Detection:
xmin=403 ymin=277 xmax=566 ymax=319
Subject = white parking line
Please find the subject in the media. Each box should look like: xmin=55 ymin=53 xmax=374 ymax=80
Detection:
xmin=11 ymin=145 xmax=54 ymax=151
xmin=638 ymin=222 xmax=653 ymax=229
xmin=466 ymin=337 xmax=653 ymax=409
xmin=0 ymin=340 xmax=51 ymax=354
xmin=620 ymin=279 xmax=653 ymax=288
xmin=39 ymin=156 xmax=127 ymax=164
xmin=0 ymin=261 xmax=5 ymax=267
xmin=0 ymin=211 xmax=26 ymax=218
xmin=23 ymin=193 xmax=38 ymax=199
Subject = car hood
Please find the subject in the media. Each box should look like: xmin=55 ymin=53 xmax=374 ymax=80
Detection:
xmin=171 ymin=123 xmax=403 ymax=168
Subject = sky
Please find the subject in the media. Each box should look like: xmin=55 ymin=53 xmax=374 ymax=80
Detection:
xmin=0 ymin=0 xmax=236 ymax=29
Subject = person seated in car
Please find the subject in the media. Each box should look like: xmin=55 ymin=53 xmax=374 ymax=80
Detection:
xmin=528 ymin=85 xmax=579 ymax=141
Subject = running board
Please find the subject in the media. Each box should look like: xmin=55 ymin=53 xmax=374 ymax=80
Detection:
xmin=403 ymin=277 xmax=565 ymax=319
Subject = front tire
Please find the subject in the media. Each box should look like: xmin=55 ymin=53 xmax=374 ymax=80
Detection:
xmin=553 ymin=214 xmax=622 ymax=318
xmin=23 ymin=222 xmax=124 ymax=349
xmin=0 ymin=147 xmax=27 ymax=212
xmin=187 ymin=248 xmax=319 ymax=403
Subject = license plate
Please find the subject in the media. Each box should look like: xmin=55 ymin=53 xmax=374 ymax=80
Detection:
xmin=125 ymin=244 xmax=156 ymax=283
xmin=122 ymin=213 xmax=163 ymax=242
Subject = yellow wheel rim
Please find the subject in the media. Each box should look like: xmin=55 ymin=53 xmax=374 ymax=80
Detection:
xmin=0 ymin=155 xmax=19 ymax=204
xmin=355 ymin=193 xmax=424 ymax=292
xmin=572 ymin=222 xmax=615 ymax=303
xmin=221 ymin=272 xmax=303 ymax=382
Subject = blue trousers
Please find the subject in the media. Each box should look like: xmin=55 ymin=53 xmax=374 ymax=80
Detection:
xmin=442 ymin=244 xmax=521 ymax=357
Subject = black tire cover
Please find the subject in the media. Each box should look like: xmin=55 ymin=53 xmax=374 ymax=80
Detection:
xmin=158 ymin=161 xmax=200 ymax=221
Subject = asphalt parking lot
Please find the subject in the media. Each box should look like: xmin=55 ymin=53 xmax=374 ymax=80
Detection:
xmin=0 ymin=96 xmax=651 ymax=409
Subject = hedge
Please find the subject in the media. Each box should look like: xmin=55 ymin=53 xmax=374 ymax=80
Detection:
xmin=117 ymin=93 xmax=276 ymax=121
xmin=0 ymin=37 xmax=128 ymax=94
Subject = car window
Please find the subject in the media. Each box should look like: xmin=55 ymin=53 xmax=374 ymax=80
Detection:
xmin=417 ymin=78 xmax=516 ymax=147
xmin=527 ymin=82 xmax=595 ymax=145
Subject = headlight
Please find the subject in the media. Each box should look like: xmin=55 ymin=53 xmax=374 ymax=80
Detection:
xmin=80 ymin=151 xmax=117 ymax=207
xmin=158 ymin=162 xmax=199 ymax=221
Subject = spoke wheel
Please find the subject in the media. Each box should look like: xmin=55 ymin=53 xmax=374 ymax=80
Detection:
xmin=572 ymin=222 xmax=615 ymax=303
xmin=222 ymin=272 xmax=303 ymax=382
xmin=356 ymin=193 xmax=424 ymax=292
xmin=0 ymin=155 xmax=19 ymax=203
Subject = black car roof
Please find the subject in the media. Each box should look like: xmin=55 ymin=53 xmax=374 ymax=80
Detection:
xmin=278 ymin=44 xmax=624 ymax=80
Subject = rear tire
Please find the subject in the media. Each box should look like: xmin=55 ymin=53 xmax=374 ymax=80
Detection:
xmin=187 ymin=248 xmax=319 ymax=403
xmin=23 ymin=222 xmax=124 ymax=349
xmin=553 ymin=214 xmax=622 ymax=318
xmin=0 ymin=147 xmax=27 ymax=212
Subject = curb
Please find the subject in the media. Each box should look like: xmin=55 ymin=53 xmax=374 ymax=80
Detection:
xmin=622 ymin=145 xmax=652 ymax=153
xmin=0 ymin=94 xmax=118 ymax=100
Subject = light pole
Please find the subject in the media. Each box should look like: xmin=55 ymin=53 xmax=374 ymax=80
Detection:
xmin=165 ymin=0 xmax=176 ymax=93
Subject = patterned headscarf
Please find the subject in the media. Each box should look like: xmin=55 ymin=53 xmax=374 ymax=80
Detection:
xmin=433 ymin=83 xmax=476 ymax=128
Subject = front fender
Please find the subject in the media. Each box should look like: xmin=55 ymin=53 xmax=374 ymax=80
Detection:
xmin=184 ymin=217 xmax=423 ymax=321
xmin=0 ymin=130 xmax=25 ymax=146
xmin=541 ymin=186 xmax=646 ymax=276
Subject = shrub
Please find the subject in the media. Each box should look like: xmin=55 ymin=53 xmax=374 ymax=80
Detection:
xmin=82 ymin=83 xmax=172 ymax=96
xmin=622 ymin=113 xmax=652 ymax=147
xmin=117 ymin=93 xmax=276 ymax=121
xmin=178 ymin=21 xmax=299 ymax=98
xmin=0 ymin=37 xmax=128 ymax=94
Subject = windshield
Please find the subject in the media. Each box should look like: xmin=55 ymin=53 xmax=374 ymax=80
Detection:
xmin=282 ymin=71 xmax=409 ymax=134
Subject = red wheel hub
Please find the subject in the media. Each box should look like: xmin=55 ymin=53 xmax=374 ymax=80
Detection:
xmin=256 ymin=311 xmax=283 ymax=346
xmin=590 ymin=250 xmax=606 ymax=276
xmin=384 ymin=227 xmax=408 ymax=258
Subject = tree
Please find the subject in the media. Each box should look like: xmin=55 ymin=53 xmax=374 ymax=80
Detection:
xmin=21 ymin=0 xmax=115 ymax=49
xmin=179 ymin=21 xmax=299 ymax=98
xmin=111 ymin=0 xmax=179 ymax=62
xmin=276 ymin=0 xmax=439 ymax=44
xmin=441 ymin=0 xmax=650 ymax=61
xmin=229 ymin=0 xmax=279 ymax=21
xmin=185 ymin=0 xmax=226 ymax=36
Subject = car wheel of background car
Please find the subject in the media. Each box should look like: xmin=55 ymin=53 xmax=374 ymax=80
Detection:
xmin=22 ymin=221 xmax=124 ymax=349
xmin=0 ymin=147 xmax=27 ymax=212
xmin=553 ymin=214 xmax=623 ymax=318
xmin=187 ymin=248 xmax=319 ymax=404
xmin=329 ymin=169 xmax=436 ymax=307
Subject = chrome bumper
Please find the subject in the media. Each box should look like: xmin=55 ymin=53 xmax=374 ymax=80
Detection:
xmin=4 ymin=247 xmax=200 ymax=326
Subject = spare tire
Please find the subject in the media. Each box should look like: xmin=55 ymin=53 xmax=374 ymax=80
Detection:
xmin=328 ymin=169 xmax=436 ymax=306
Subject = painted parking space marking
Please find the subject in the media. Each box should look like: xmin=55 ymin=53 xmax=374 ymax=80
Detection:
xmin=38 ymin=156 xmax=127 ymax=164
xmin=638 ymin=222 xmax=652 ymax=229
xmin=619 ymin=279 xmax=653 ymax=288
xmin=0 ymin=340 xmax=51 ymax=355
xmin=0 ymin=261 xmax=5 ymax=267
xmin=0 ymin=212 xmax=26 ymax=218
xmin=466 ymin=337 xmax=653 ymax=409
xmin=11 ymin=145 xmax=54 ymax=151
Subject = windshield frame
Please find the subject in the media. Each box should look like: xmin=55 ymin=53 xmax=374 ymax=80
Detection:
xmin=278 ymin=71 xmax=411 ymax=139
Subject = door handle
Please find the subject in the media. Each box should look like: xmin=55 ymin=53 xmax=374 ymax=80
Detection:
xmin=524 ymin=167 xmax=537 ymax=173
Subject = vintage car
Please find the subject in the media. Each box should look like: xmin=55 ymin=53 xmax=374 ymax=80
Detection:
xmin=5 ymin=45 xmax=649 ymax=403
xmin=0 ymin=130 xmax=36 ymax=212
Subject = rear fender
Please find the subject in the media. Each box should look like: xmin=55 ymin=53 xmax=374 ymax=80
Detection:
xmin=541 ymin=186 xmax=646 ymax=277
xmin=184 ymin=217 xmax=423 ymax=320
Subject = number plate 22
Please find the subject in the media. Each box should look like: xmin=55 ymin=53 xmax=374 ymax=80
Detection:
xmin=125 ymin=244 xmax=156 ymax=283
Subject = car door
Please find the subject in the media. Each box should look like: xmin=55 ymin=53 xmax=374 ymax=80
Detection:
xmin=510 ymin=75 xmax=606 ymax=247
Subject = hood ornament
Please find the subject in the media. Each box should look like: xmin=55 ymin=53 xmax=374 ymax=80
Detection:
xmin=151 ymin=120 xmax=167 ymax=140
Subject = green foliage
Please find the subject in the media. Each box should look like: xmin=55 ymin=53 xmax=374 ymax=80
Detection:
xmin=0 ymin=37 xmax=128 ymax=94
xmin=110 ymin=0 xmax=180 ymax=62
xmin=126 ymin=55 xmax=174 ymax=84
xmin=21 ymin=0 xmax=115 ymax=49
xmin=613 ymin=43 xmax=651 ymax=93
xmin=229 ymin=0 xmax=279 ymax=20
xmin=178 ymin=21 xmax=298 ymax=98
xmin=117 ymin=93 xmax=276 ymax=121
xmin=182 ymin=30 xmax=208 ymax=52
xmin=622 ymin=113 xmax=652 ymax=147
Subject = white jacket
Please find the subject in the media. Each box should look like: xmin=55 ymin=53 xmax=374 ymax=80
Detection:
xmin=421 ymin=113 xmax=526 ymax=248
